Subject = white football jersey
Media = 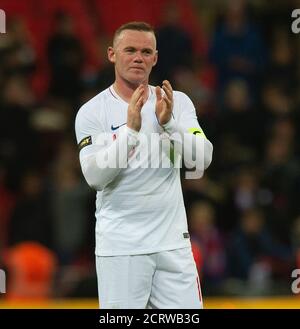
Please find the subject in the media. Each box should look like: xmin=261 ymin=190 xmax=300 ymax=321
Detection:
xmin=75 ymin=85 xmax=212 ymax=256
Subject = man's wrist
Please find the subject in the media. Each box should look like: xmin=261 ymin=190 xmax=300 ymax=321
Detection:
xmin=126 ymin=125 xmax=139 ymax=136
xmin=162 ymin=117 xmax=177 ymax=134
xmin=125 ymin=126 xmax=139 ymax=146
xmin=118 ymin=125 xmax=139 ymax=147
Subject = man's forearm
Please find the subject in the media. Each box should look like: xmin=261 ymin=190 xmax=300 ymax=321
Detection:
xmin=80 ymin=126 xmax=138 ymax=190
xmin=162 ymin=117 xmax=213 ymax=170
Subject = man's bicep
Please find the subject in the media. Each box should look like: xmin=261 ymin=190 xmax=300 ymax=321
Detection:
xmin=75 ymin=106 xmax=107 ymax=157
xmin=78 ymin=132 xmax=115 ymax=173
xmin=179 ymin=113 xmax=207 ymax=139
xmin=177 ymin=93 xmax=207 ymax=139
xmin=77 ymin=132 xmax=116 ymax=191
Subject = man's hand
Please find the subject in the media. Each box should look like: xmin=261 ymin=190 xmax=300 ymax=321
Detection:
xmin=127 ymin=85 xmax=145 ymax=132
xmin=155 ymin=80 xmax=173 ymax=126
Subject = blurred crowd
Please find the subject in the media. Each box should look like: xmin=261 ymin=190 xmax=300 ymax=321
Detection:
xmin=1 ymin=0 xmax=300 ymax=300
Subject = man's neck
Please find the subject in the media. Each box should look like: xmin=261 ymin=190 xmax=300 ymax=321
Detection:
xmin=113 ymin=79 xmax=149 ymax=103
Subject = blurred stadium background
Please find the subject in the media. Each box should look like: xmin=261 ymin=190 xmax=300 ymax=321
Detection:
xmin=0 ymin=0 xmax=300 ymax=308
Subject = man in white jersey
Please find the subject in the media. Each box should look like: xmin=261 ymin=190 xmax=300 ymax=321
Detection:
xmin=75 ymin=22 xmax=213 ymax=309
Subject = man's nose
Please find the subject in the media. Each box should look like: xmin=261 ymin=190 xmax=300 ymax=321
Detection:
xmin=133 ymin=52 xmax=143 ymax=62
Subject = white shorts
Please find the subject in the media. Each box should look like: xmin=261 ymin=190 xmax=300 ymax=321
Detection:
xmin=95 ymin=247 xmax=203 ymax=309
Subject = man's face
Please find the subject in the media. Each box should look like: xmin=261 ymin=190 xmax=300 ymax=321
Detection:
xmin=108 ymin=30 xmax=158 ymax=86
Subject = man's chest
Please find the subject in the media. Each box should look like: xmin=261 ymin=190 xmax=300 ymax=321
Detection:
xmin=104 ymin=101 xmax=164 ymax=136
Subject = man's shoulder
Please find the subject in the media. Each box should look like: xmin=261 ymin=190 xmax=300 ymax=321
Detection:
xmin=79 ymin=88 xmax=111 ymax=114
xmin=148 ymin=85 xmax=188 ymax=101
xmin=75 ymin=88 xmax=111 ymax=131
xmin=173 ymin=90 xmax=190 ymax=101
xmin=172 ymin=90 xmax=195 ymax=117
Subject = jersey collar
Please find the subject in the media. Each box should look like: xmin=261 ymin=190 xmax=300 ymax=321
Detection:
xmin=109 ymin=85 xmax=153 ymax=104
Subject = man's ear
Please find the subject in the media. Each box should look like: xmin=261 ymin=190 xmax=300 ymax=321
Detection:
xmin=107 ymin=47 xmax=116 ymax=63
xmin=152 ymin=50 xmax=158 ymax=67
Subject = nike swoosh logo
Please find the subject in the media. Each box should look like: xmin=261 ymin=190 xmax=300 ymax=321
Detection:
xmin=111 ymin=123 xmax=126 ymax=131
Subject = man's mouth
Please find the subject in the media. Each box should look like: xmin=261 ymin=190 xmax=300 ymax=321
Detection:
xmin=130 ymin=67 xmax=144 ymax=71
